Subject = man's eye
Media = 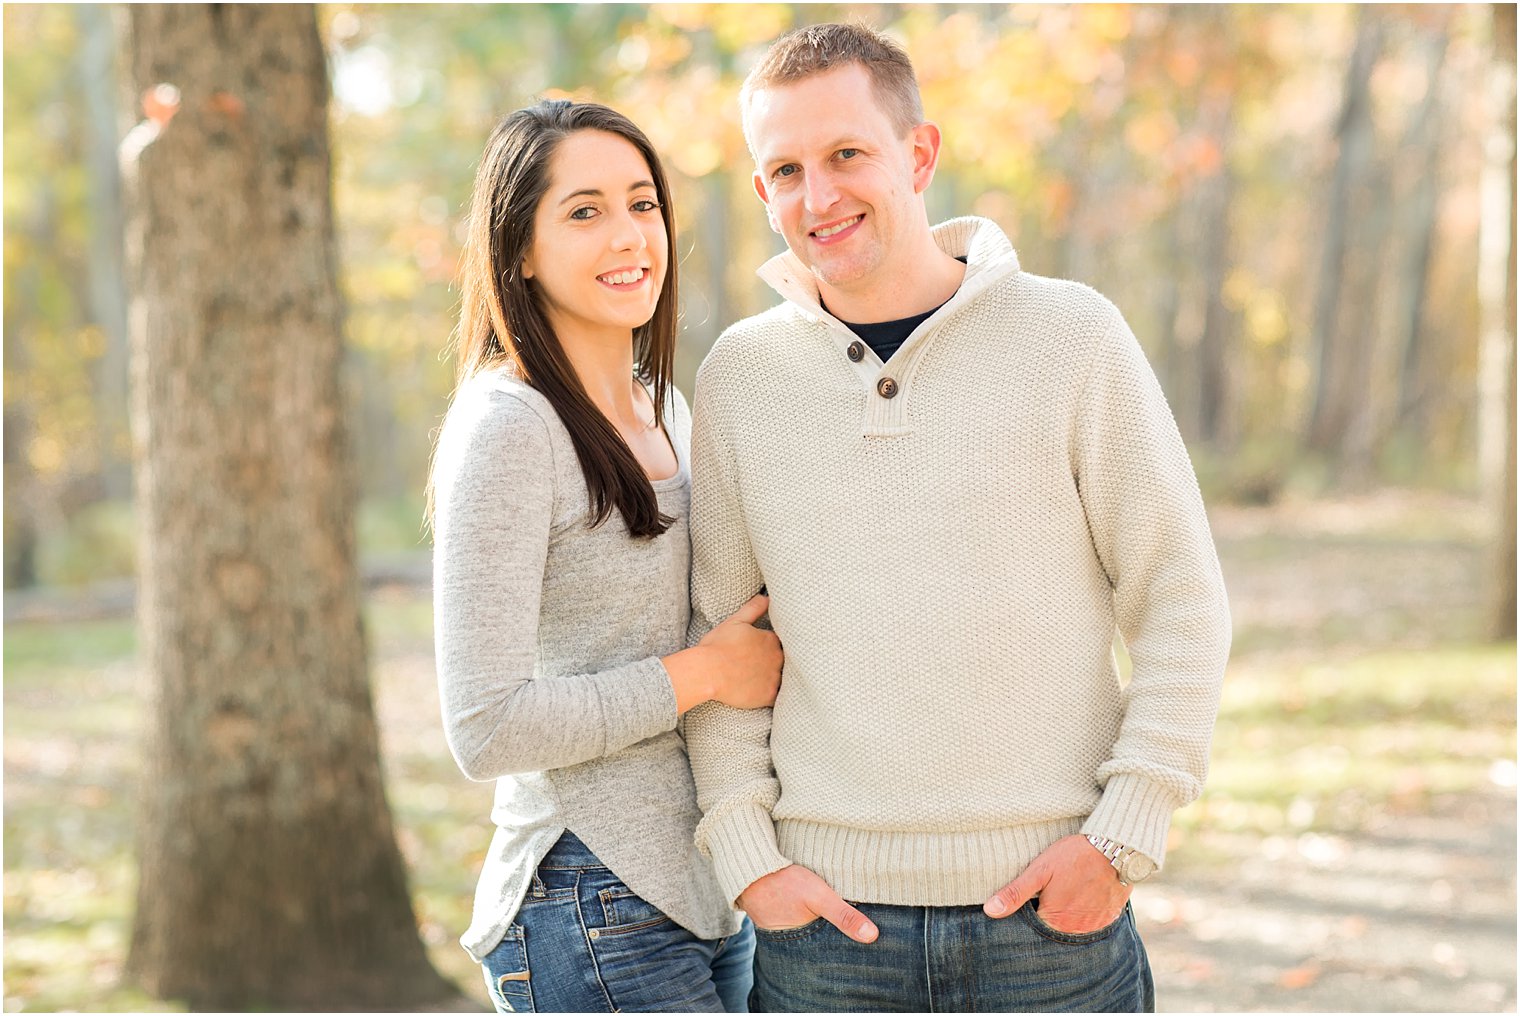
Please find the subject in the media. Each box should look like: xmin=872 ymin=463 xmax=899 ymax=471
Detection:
xmin=631 ymin=199 xmax=660 ymax=213
xmin=570 ymin=206 xmax=597 ymax=220
xmin=774 ymin=164 xmax=799 ymax=179
xmin=839 ymin=148 xmax=859 ymax=159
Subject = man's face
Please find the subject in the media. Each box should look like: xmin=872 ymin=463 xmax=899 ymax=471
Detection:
xmin=746 ymin=63 xmax=932 ymax=300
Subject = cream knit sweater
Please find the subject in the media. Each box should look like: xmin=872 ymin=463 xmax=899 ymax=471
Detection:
xmin=683 ymin=216 xmax=1232 ymax=908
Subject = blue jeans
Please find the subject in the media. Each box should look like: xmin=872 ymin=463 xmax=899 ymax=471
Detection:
xmin=750 ymin=899 xmax=1153 ymax=1013
xmin=481 ymin=832 xmax=755 ymax=1013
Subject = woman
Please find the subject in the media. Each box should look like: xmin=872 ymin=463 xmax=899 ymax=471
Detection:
xmin=430 ymin=100 xmax=780 ymax=1013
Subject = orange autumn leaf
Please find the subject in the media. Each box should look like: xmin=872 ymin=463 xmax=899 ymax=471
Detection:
xmin=1277 ymin=964 xmax=1322 ymax=990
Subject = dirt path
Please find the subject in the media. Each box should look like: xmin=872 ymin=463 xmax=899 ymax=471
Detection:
xmin=5 ymin=490 xmax=1509 ymax=1013
xmin=1139 ymin=492 xmax=1518 ymax=1013
xmin=1141 ymin=789 xmax=1516 ymax=1012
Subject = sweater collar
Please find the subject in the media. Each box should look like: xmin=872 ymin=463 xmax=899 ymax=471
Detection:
xmin=755 ymin=216 xmax=1022 ymax=322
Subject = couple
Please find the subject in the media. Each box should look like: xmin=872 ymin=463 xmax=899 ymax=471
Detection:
xmin=432 ymin=22 xmax=1232 ymax=1015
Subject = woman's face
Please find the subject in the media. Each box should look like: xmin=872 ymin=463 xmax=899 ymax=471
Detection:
xmin=522 ymin=129 xmax=668 ymax=346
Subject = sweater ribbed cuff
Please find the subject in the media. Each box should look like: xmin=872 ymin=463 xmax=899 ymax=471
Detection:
xmin=1081 ymin=773 xmax=1183 ymax=869
xmin=701 ymin=801 xmax=792 ymax=906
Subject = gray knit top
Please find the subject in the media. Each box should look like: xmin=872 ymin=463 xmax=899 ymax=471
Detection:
xmin=432 ymin=369 xmax=739 ymax=962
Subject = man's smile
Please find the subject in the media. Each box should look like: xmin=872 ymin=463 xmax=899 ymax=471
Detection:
xmin=809 ymin=214 xmax=865 ymax=243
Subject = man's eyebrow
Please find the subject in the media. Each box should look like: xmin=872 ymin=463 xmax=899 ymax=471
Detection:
xmin=761 ymin=138 xmax=864 ymax=168
xmin=556 ymin=181 xmax=657 ymax=206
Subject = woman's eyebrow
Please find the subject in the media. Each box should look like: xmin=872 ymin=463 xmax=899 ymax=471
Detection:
xmin=557 ymin=181 xmax=656 ymax=206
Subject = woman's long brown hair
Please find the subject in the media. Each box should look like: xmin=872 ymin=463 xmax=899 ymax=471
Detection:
xmin=432 ymin=100 xmax=679 ymax=538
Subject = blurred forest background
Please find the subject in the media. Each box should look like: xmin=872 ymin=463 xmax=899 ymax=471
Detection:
xmin=4 ymin=2 xmax=1517 ymax=586
xmin=3 ymin=3 xmax=1516 ymax=1013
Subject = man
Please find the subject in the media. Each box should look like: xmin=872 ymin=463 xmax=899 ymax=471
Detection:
xmin=683 ymin=22 xmax=1231 ymax=1013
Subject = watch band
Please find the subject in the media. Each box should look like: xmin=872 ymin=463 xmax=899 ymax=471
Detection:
xmin=1085 ymin=834 xmax=1141 ymax=886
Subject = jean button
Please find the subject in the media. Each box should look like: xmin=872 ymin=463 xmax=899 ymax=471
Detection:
xmin=588 ymin=929 xmax=601 ymax=940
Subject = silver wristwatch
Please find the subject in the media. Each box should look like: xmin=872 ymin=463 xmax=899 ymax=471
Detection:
xmin=1085 ymin=834 xmax=1157 ymax=886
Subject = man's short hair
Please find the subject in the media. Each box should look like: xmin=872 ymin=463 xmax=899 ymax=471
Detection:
xmin=741 ymin=22 xmax=924 ymax=143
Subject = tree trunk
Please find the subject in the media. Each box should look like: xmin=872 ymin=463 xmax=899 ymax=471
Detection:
xmin=123 ymin=6 xmax=458 ymax=1009
xmin=686 ymin=169 xmax=731 ymax=387
xmin=1194 ymin=86 xmax=1236 ymax=450
xmin=354 ymin=351 xmax=403 ymax=499
xmin=78 ymin=2 xmax=133 ymax=502
xmin=1153 ymin=187 xmax=1188 ymax=436
xmin=3 ymin=318 xmax=38 ymax=589
xmin=1058 ymin=135 xmax=1100 ymax=288
xmin=1336 ymin=151 xmax=1394 ymax=485
xmin=1480 ymin=3 xmax=1516 ymax=639
xmin=1392 ymin=18 xmax=1450 ymax=447
xmin=1307 ymin=10 xmax=1382 ymax=455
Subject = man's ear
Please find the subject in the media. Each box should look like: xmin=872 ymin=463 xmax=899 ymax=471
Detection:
xmin=753 ymin=170 xmax=781 ymax=235
xmin=908 ymin=121 xmax=943 ymax=195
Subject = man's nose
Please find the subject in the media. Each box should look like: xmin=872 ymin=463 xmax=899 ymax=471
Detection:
xmin=803 ymin=168 xmax=841 ymax=215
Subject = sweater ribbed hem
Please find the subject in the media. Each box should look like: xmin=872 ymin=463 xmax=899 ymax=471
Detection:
xmin=1081 ymin=773 xmax=1183 ymax=868
xmin=702 ymin=801 xmax=793 ymax=906
xmin=776 ymin=817 xmax=1085 ymax=906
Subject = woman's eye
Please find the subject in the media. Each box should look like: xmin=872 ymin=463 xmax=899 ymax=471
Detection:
xmin=631 ymin=199 xmax=660 ymax=213
xmin=569 ymin=206 xmax=597 ymax=221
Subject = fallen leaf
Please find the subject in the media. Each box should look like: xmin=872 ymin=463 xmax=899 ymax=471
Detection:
xmin=1277 ymin=964 xmax=1322 ymax=990
xmin=1339 ymin=915 xmax=1369 ymax=938
xmin=1182 ymin=958 xmax=1216 ymax=982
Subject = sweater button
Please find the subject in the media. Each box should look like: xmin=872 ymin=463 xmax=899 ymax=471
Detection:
xmin=847 ymin=341 xmax=865 ymax=362
xmin=877 ymin=377 xmax=899 ymax=399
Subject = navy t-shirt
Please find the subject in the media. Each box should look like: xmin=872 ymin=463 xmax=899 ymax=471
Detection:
xmin=829 ymin=257 xmax=968 ymax=362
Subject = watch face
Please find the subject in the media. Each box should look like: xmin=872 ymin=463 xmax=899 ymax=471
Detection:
xmin=1119 ymin=853 xmax=1158 ymax=883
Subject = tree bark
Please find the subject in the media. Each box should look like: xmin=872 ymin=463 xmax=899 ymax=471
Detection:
xmin=1336 ymin=151 xmax=1395 ymax=485
xmin=686 ymin=169 xmax=731 ymax=387
xmin=1193 ymin=86 xmax=1236 ymax=450
xmin=3 ymin=319 xmax=38 ymax=589
xmin=123 ymin=6 xmax=458 ymax=1009
xmin=1480 ymin=3 xmax=1516 ymax=639
xmin=1154 ymin=185 xmax=1188 ymax=440
xmin=1307 ymin=10 xmax=1382 ymax=455
xmin=1392 ymin=18 xmax=1450 ymax=446
xmin=78 ymin=2 xmax=133 ymax=502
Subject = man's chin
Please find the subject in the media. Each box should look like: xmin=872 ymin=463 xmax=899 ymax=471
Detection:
xmin=784 ymin=238 xmax=860 ymax=279
xmin=809 ymin=262 xmax=872 ymax=295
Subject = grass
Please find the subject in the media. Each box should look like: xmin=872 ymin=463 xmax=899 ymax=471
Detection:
xmin=2 ymin=599 xmax=490 ymax=1012
xmin=3 ymin=490 xmax=1516 ymax=1012
xmin=1171 ymin=643 xmax=1516 ymax=846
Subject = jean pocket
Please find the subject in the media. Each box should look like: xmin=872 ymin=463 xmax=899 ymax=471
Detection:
xmin=482 ymin=925 xmax=536 ymax=1013
xmin=751 ymin=916 xmax=825 ymax=941
xmin=594 ymin=885 xmax=673 ymax=936
xmin=1017 ymin=899 xmax=1127 ymax=945
xmin=521 ymin=871 xmax=578 ymax=905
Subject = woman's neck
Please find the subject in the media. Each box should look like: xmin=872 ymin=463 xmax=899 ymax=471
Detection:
xmin=557 ymin=324 xmax=644 ymax=429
